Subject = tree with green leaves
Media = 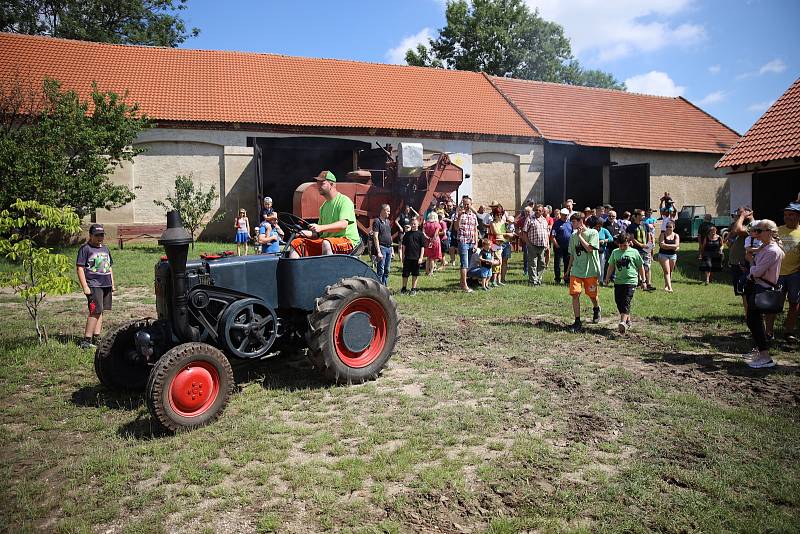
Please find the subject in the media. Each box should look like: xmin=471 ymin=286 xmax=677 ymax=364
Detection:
xmin=405 ymin=0 xmax=625 ymax=90
xmin=1 ymin=0 xmax=199 ymax=47
xmin=154 ymin=174 xmax=223 ymax=248
xmin=0 ymin=77 xmax=150 ymax=219
xmin=0 ymin=200 xmax=81 ymax=343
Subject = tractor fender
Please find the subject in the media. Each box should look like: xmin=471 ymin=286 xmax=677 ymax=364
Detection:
xmin=276 ymin=255 xmax=378 ymax=311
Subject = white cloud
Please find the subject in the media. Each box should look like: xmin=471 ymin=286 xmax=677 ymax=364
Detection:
xmin=526 ymin=0 xmax=706 ymax=63
xmin=624 ymin=71 xmax=685 ymax=97
xmin=759 ymin=58 xmax=786 ymax=75
xmin=385 ymin=28 xmax=433 ymax=65
xmin=737 ymin=58 xmax=787 ymax=79
xmin=747 ymin=100 xmax=774 ymax=113
xmin=696 ymin=90 xmax=726 ymax=106
xmin=708 ymin=64 xmax=721 ymax=75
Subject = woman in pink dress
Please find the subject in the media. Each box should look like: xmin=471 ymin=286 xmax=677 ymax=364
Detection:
xmin=423 ymin=211 xmax=443 ymax=275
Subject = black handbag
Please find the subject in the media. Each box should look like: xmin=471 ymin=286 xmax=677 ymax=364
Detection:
xmin=750 ymin=277 xmax=784 ymax=313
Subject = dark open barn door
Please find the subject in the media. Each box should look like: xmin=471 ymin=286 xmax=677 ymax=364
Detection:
xmin=610 ymin=163 xmax=650 ymax=215
xmin=752 ymin=168 xmax=800 ymax=224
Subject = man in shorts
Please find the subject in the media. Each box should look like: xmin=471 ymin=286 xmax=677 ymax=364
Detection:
xmin=767 ymin=202 xmax=800 ymax=342
xmin=76 ymin=223 xmax=115 ymax=350
xmin=289 ymin=170 xmax=360 ymax=257
xmin=566 ymin=212 xmax=601 ymax=332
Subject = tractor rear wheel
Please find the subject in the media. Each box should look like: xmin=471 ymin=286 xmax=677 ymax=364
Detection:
xmin=307 ymin=277 xmax=398 ymax=384
xmin=146 ymin=343 xmax=234 ymax=432
xmin=94 ymin=319 xmax=152 ymax=391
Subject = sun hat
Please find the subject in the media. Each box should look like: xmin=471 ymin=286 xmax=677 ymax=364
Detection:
xmin=489 ymin=200 xmax=500 ymax=207
xmin=559 ymin=208 xmax=570 ymax=215
xmin=315 ymin=170 xmax=337 ymax=182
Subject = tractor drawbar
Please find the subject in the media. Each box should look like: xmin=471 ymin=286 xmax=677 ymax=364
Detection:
xmin=159 ymin=210 xmax=199 ymax=342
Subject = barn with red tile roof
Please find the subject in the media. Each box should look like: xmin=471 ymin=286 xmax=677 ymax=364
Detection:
xmin=1 ymin=32 xmax=743 ymax=235
xmin=715 ymin=78 xmax=800 ymax=223
xmin=489 ymin=76 xmax=740 ymax=216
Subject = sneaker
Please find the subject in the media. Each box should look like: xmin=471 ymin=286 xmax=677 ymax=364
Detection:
xmin=625 ymin=318 xmax=631 ymax=329
xmin=78 ymin=339 xmax=96 ymax=350
xmin=742 ymin=348 xmax=759 ymax=360
xmin=400 ymin=288 xmax=408 ymax=294
xmin=498 ymin=280 xmax=506 ymax=286
xmin=645 ymin=285 xmax=657 ymax=292
xmin=785 ymin=333 xmax=798 ymax=343
xmin=618 ymin=322 xmax=627 ymax=334
xmin=568 ymin=320 xmax=582 ymax=333
xmin=410 ymin=289 xmax=417 ymax=296
xmin=747 ymin=357 xmax=776 ymax=369
xmin=482 ymin=286 xmax=490 ymax=291
xmin=592 ymin=307 xmax=601 ymax=323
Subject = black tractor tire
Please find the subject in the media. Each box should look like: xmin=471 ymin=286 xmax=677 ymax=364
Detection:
xmin=94 ymin=319 xmax=152 ymax=391
xmin=307 ymin=276 xmax=399 ymax=384
xmin=145 ymin=342 xmax=234 ymax=432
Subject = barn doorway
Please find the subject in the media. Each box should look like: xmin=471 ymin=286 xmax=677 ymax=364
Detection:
xmin=250 ymin=137 xmax=374 ymax=214
xmin=543 ymin=142 xmax=608 ymax=210
xmin=610 ymin=163 xmax=650 ymax=215
xmin=751 ymin=167 xmax=800 ymax=224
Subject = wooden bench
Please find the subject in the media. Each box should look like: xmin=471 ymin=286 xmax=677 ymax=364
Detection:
xmin=117 ymin=224 xmax=167 ymax=249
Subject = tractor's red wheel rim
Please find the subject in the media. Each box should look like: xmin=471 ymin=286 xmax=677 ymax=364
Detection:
xmin=168 ymin=361 xmax=220 ymax=417
xmin=333 ymin=297 xmax=387 ymax=368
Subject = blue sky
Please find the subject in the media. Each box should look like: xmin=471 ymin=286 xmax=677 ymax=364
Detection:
xmin=182 ymin=0 xmax=799 ymax=135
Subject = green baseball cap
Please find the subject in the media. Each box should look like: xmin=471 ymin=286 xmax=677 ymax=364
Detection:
xmin=315 ymin=170 xmax=336 ymax=183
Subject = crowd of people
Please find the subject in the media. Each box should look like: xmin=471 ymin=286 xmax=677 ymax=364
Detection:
xmin=368 ymin=193 xmax=800 ymax=366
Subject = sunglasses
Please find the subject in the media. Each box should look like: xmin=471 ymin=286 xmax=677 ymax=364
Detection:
xmin=752 ymin=228 xmax=766 ymax=234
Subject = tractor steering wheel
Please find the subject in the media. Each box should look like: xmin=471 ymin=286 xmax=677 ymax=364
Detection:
xmin=278 ymin=212 xmax=312 ymax=235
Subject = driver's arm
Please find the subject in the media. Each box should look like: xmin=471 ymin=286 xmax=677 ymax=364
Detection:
xmin=313 ymin=220 xmax=348 ymax=233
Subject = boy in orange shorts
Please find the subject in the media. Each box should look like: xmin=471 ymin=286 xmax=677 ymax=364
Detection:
xmin=566 ymin=212 xmax=601 ymax=332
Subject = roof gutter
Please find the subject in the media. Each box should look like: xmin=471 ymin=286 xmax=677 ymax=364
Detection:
xmin=482 ymin=72 xmax=544 ymax=138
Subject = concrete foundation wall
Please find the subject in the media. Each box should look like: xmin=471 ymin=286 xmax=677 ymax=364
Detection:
xmin=611 ymin=149 xmax=730 ymax=215
xmin=97 ymin=128 xmax=538 ymax=238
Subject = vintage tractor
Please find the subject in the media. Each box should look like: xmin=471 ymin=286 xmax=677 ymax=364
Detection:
xmin=94 ymin=211 xmax=398 ymax=432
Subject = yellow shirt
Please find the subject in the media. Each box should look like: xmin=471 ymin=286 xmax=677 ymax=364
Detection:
xmin=778 ymin=225 xmax=800 ymax=275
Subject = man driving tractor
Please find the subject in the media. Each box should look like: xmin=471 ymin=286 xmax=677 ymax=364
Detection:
xmin=289 ymin=170 xmax=361 ymax=257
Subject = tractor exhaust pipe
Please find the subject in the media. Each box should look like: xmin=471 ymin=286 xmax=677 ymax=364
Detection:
xmin=159 ymin=211 xmax=199 ymax=342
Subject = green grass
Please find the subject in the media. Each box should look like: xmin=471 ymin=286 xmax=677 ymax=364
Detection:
xmin=0 ymin=241 xmax=798 ymax=532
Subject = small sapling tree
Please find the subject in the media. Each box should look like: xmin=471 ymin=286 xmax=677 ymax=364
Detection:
xmin=0 ymin=200 xmax=81 ymax=343
xmin=154 ymin=174 xmax=223 ymax=248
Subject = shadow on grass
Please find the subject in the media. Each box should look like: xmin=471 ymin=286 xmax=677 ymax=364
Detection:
xmin=71 ymin=384 xmax=145 ymax=410
xmin=643 ymin=351 xmax=800 ymax=377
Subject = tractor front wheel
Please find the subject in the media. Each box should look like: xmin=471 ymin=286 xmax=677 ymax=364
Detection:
xmin=94 ymin=319 xmax=152 ymax=391
xmin=307 ymin=277 xmax=398 ymax=384
xmin=145 ymin=343 xmax=234 ymax=432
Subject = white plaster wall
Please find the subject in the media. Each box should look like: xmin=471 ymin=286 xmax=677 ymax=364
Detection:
xmin=728 ymin=173 xmax=753 ymax=214
xmin=611 ymin=149 xmax=730 ymax=215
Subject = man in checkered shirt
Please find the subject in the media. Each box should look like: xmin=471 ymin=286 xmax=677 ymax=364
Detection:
xmin=523 ymin=203 xmax=550 ymax=285
xmin=455 ymin=195 xmax=479 ymax=292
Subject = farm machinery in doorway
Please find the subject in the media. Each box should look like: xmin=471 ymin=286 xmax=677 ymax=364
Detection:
xmin=293 ymin=143 xmax=466 ymax=239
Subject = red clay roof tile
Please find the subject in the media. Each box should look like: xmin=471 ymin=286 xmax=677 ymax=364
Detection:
xmin=0 ymin=32 xmax=536 ymax=138
xmin=491 ymin=76 xmax=740 ymax=154
xmin=716 ymin=78 xmax=800 ymax=168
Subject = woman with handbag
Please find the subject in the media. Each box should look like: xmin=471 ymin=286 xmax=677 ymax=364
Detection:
xmin=744 ymin=219 xmax=785 ymax=368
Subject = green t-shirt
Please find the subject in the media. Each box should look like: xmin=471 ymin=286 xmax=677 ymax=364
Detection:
xmin=608 ymin=247 xmax=643 ymax=286
xmin=319 ymin=193 xmax=360 ymax=245
xmin=567 ymin=228 xmax=600 ymax=278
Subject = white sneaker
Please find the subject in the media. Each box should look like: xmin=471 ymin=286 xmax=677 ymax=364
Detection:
xmin=618 ymin=322 xmax=627 ymax=334
xmin=747 ymin=357 xmax=776 ymax=369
